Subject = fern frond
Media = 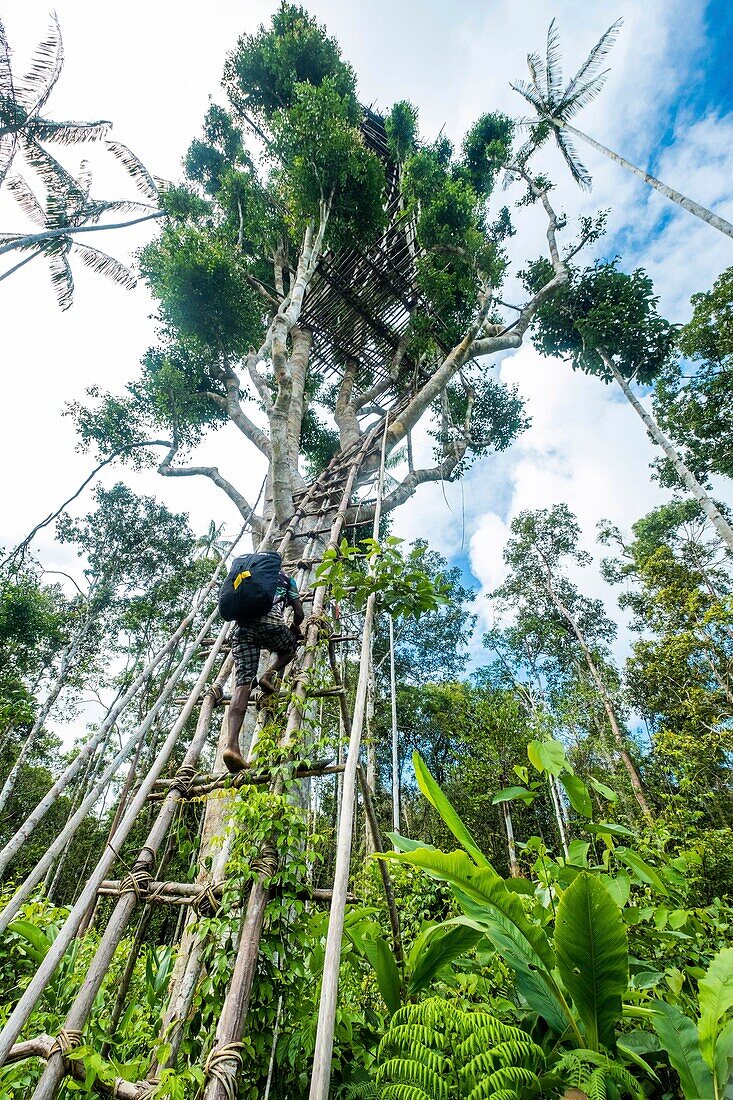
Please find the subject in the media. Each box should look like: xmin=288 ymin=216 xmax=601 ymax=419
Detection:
xmin=380 ymin=1086 xmax=432 ymax=1100
xmin=338 ymin=1079 xmax=379 ymax=1100
xmin=106 ymin=140 xmax=159 ymax=201
xmin=5 ymin=174 xmax=47 ymax=225
xmin=377 ymin=1058 xmax=448 ymax=1100
xmin=17 ymin=12 xmax=63 ymax=114
xmin=586 ymin=1068 xmax=607 ymax=1100
xmin=487 ymin=1065 xmax=539 ymax=1091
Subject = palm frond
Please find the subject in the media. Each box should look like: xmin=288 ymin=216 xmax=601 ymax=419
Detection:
xmin=45 ymin=239 xmax=74 ymax=310
xmin=0 ymin=231 xmax=24 ymax=245
xmin=545 ymin=18 xmax=564 ymax=105
xmin=82 ymin=198 xmax=156 ymax=223
xmin=106 ymin=141 xmax=159 ymax=201
xmin=0 ymin=132 xmax=18 ymax=188
xmin=77 ymin=159 xmax=92 ymax=200
xmin=0 ymin=17 xmax=15 ymax=100
xmin=45 ymin=188 xmax=74 ymax=230
xmin=23 ymin=137 xmax=85 ymax=202
xmin=525 ymin=51 xmax=546 ymax=100
xmin=556 ymin=126 xmax=592 ymax=189
xmin=558 ymin=70 xmax=612 ymax=120
xmin=31 ymin=118 xmax=111 ymax=145
xmin=509 ymin=78 xmax=546 ymax=116
xmin=17 ymin=12 xmax=64 ymax=115
xmin=72 ymin=241 xmax=137 ymax=289
xmin=564 ymin=19 xmax=622 ymax=104
xmin=5 ymin=174 xmax=47 ymax=226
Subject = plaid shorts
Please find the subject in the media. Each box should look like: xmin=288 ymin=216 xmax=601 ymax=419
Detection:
xmin=231 ymin=612 xmax=298 ymax=686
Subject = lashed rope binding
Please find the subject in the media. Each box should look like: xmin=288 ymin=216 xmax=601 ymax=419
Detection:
xmin=250 ymin=848 xmax=278 ymax=880
xmin=192 ymin=881 xmax=225 ymax=917
xmin=49 ymin=1029 xmax=83 ymax=1058
xmin=202 ymin=1042 xmax=246 ymax=1100
xmin=119 ymin=869 xmax=152 ymax=901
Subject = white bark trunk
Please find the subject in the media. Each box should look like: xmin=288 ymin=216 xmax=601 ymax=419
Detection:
xmin=605 ymin=355 xmax=733 ymax=555
xmin=555 ymin=118 xmax=733 ymax=241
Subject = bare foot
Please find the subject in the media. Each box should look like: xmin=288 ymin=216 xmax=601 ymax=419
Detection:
xmin=258 ymin=670 xmax=279 ymax=695
xmin=223 ymin=747 xmax=246 ymax=774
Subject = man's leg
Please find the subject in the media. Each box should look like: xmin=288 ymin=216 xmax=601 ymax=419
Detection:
xmin=258 ymin=624 xmax=299 ymax=694
xmin=226 ymin=626 xmax=260 ymax=773
xmin=258 ymin=651 xmax=293 ymax=694
xmin=224 ymin=681 xmax=251 ymax=772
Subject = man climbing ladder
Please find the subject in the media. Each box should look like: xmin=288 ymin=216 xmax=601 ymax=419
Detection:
xmin=218 ymin=551 xmax=305 ymax=773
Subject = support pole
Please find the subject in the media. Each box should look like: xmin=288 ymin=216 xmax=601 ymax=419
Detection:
xmin=308 ymin=419 xmax=389 ymax=1100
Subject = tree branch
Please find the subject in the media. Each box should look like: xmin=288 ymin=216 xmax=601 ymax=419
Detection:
xmin=158 ymin=442 xmax=263 ymax=537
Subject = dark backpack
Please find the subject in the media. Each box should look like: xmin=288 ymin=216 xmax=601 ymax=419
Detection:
xmin=218 ymin=552 xmax=282 ymax=622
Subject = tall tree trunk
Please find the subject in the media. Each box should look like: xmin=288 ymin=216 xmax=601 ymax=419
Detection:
xmin=603 ymin=353 xmax=733 ymax=555
xmin=388 ymin=614 xmax=400 ymax=837
xmin=546 ymin=584 xmax=653 ymax=822
xmin=501 ymin=802 xmax=521 ymax=877
xmin=554 ymin=118 xmax=733 ymax=240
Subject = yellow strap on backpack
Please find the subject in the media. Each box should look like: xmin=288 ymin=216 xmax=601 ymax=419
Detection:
xmin=233 ymin=570 xmax=251 ymax=591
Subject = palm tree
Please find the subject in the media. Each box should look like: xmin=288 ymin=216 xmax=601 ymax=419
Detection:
xmin=511 ymin=19 xmax=733 ymax=240
xmin=0 ymin=13 xmax=111 ymax=189
xmin=0 ymin=14 xmax=165 ymax=306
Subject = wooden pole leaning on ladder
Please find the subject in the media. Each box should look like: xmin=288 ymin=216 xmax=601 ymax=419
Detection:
xmin=200 ymin=431 xmax=379 ymax=1100
xmin=309 ymin=417 xmax=391 ymax=1100
xmin=0 ymin=620 xmax=231 ymax=1074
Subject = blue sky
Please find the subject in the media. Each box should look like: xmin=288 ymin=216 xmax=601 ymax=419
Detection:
xmin=1 ymin=0 xmax=732 ymax=726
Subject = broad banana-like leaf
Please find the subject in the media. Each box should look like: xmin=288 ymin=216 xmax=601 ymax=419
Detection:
xmin=412 ymin=752 xmax=489 ymax=866
xmin=379 ymin=846 xmax=555 ymax=971
xmin=651 ymin=1000 xmax=714 ymax=1100
xmin=406 ymin=922 xmax=483 ymax=997
xmin=346 ymin=922 xmax=402 ymax=1016
xmin=554 ymin=872 xmax=628 ymax=1050
xmin=698 ymin=946 xmax=733 ymax=1072
xmin=713 ymin=1018 xmax=733 ymax=1096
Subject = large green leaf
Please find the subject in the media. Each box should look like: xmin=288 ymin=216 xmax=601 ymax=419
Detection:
xmin=615 ymin=848 xmax=669 ymax=895
xmin=346 ymin=923 xmax=402 ymax=1016
xmin=412 ymin=752 xmax=489 ymax=866
xmin=554 ymin=872 xmax=628 ymax=1050
xmin=586 ymin=822 xmax=636 ymax=839
xmin=713 ymin=1018 xmax=733 ymax=1096
xmin=588 ymin=776 xmax=618 ymax=802
xmin=527 ymin=738 xmax=567 ymax=776
xmin=406 ymin=922 xmax=483 ymax=997
xmin=379 ymin=847 xmax=556 ymax=972
xmin=651 ymin=1001 xmax=714 ymax=1100
xmin=698 ymin=946 xmax=733 ymax=1072
xmin=491 ymin=786 xmax=536 ymax=805
xmin=560 ymin=774 xmax=593 ymax=817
